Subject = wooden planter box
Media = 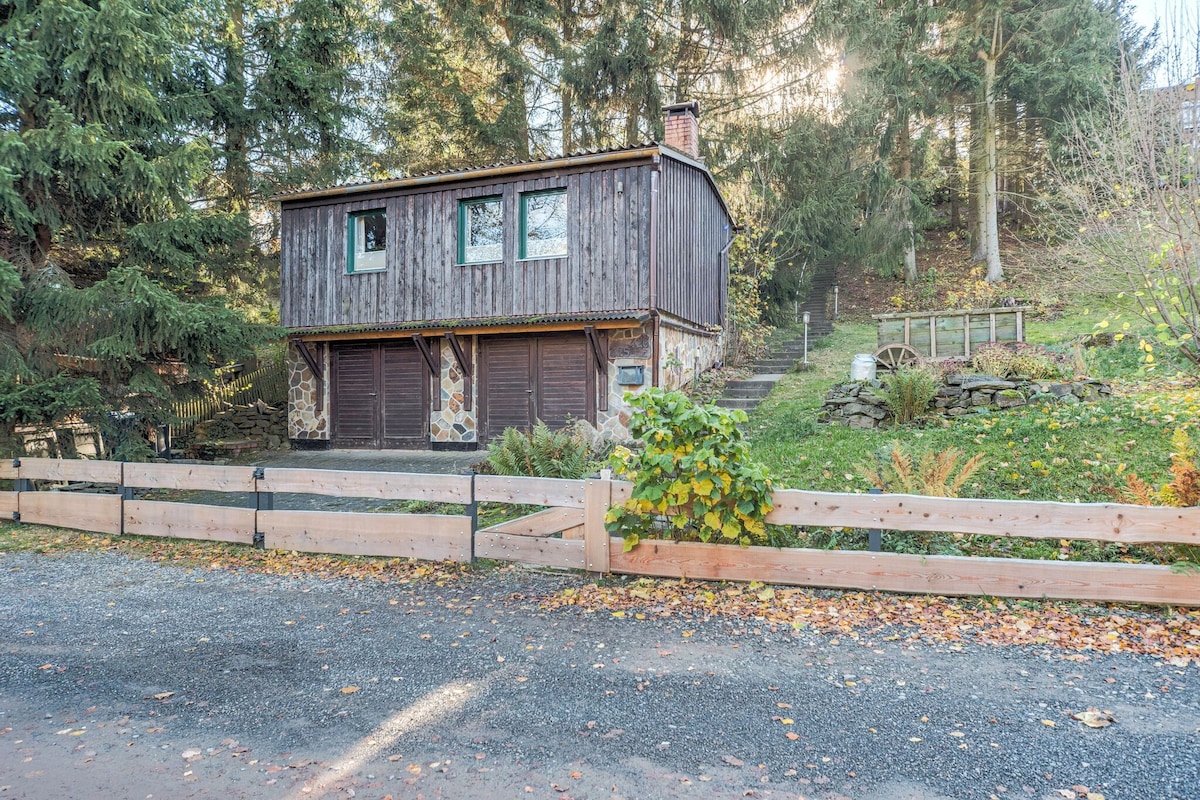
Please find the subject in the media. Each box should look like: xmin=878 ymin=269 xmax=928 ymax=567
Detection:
xmin=873 ymin=306 xmax=1031 ymax=359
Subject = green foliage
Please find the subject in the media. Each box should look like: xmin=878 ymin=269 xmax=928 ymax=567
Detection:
xmin=725 ymin=216 xmax=775 ymax=366
xmin=605 ymin=389 xmax=774 ymax=549
xmin=856 ymin=441 xmax=985 ymax=497
xmin=1120 ymin=428 xmax=1200 ymax=565
xmin=486 ymin=422 xmax=596 ymax=480
xmin=877 ymin=364 xmax=939 ymax=424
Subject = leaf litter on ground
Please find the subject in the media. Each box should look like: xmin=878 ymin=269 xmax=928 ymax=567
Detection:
xmin=5 ymin=523 xmax=1198 ymax=665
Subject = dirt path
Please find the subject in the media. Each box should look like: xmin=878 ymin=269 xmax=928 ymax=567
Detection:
xmin=2 ymin=551 xmax=1197 ymax=800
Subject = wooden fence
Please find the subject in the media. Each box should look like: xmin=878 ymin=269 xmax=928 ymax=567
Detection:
xmin=4 ymin=458 xmax=1200 ymax=606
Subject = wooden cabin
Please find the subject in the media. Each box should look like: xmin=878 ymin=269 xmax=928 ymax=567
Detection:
xmin=277 ymin=102 xmax=735 ymax=449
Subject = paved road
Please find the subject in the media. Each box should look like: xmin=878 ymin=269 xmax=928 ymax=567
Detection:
xmin=2 ymin=552 xmax=1198 ymax=800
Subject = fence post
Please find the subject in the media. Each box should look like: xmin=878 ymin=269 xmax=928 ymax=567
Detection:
xmin=12 ymin=458 xmax=27 ymax=521
xmin=463 ymin=470 xmax=477 ymax=564
xmin=119 ymin=462 xmax=133 ymax=536
xmin=867 ymin=487 xmax=883 ymax=552
xmin=584 ymin=478 xmax=612 ymax=574
xmin=252 ymin=467 xmax=272 ymax=549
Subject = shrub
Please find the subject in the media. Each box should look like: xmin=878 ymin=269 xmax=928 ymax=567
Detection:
xmin=971 ymin=342 xmax=1069 ymax=379
xmin=856 ymin=441 xmax=985 ymax=497
xmin=1121 ymin=428 xmax=1200 ymax=565
xmin=605 ymin=388 xmax=774 ymax=549
xmin=877 ymin=364 xmax=939 ymax=424
xmin=970 ymin=343 xmax=1014 ymax=377
xmin=486 ymin=422 xmax=595 ymax=480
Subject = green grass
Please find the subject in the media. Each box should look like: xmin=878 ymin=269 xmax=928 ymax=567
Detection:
xmin=745 ymin=320 xmax=1197 ymax=504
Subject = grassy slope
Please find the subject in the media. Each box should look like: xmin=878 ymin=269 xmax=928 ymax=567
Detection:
xmin=746 ymin=238 xmax=1199 ymax=507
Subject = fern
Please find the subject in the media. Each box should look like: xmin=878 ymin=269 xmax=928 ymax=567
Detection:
xmin=1120 ymin=428 xmax=1200 ymax=564
xmin=877 ymin=365 xmax=939 ymax=424
xmin=487 ymin=422 xmax=595 ymax=479
xmin=857 ymin=441 xmax=985 ymax=497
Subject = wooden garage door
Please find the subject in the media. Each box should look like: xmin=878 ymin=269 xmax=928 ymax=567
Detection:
xmin=332 ymin=341 xmax=428 ymax=448
xmin=479 ymin=334 xmax=592 ymax=442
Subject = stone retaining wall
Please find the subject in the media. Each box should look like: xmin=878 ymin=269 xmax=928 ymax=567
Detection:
xmin=819 ymin=374 xmax=1112 ymax=428
xmin=192 ymin=400 xmax=288 ymax=449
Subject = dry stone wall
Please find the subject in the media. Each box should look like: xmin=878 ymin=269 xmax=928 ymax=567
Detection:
xmin=820 ymin=374 xmax=1112 ymax=428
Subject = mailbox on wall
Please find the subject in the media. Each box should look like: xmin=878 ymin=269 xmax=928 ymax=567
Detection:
xmin=616 ymin=365 xmax=645 ymax=385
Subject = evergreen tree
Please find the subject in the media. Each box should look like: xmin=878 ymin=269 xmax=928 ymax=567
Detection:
xmin=0 ymin=0 xmax=272 ymax=458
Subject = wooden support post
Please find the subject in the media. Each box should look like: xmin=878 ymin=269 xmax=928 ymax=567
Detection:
xmin=903 ymin=317 xmax=911 ymax=346
xmin=446 ymin=332 xmax=472 ymax=411
xmin=1016 ymin=309 xmax=1025 ymax=342
xmin=963 ymin=314 xmax=971 ymax=357
xmin=584 ymin=478 xmax=612 ymax=573
xmin=12 ymin=458 xmax=28 ymax=521
xmin=989 ymin=312 xmax=996 ymax=342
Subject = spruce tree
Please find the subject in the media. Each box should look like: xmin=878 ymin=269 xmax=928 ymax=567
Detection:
xmin=0 ymin=0 xmax=272 ymax=459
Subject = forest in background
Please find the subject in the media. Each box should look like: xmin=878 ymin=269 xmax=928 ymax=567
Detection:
xmin=0 ymin=0 xmax=1180 ymax=453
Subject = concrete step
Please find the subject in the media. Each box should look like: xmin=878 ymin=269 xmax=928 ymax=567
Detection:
xmin=714 ymin=397 xmax=762 ymax=411
xmin=754 ymin=360 xmax=798 ymax=371
xmin=721 ymin=381 xmax=776 ymax=398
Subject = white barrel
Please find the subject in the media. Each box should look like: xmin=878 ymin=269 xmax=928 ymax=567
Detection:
xmin=850 ymin=354 xmax=877 ymax=381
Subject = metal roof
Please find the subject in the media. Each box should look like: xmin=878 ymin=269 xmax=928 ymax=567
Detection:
xmin=272 ymin=141 xmax=721 ymax=207
xmin=286 ymin=310 xmax=653 ymax=339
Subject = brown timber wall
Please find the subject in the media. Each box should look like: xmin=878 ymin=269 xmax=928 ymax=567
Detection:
xmin=280 ymin=163 xmax=654 ymax=330
xmin=655 ymin=156 xmax=732 ymax=329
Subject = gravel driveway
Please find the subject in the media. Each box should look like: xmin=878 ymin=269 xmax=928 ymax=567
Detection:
xmin=1 ymin=551 xmax=1197 ymax=800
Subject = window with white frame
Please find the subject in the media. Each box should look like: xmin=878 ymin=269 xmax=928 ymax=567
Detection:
xmin=348 ymin=210 xmax=386 ymax=272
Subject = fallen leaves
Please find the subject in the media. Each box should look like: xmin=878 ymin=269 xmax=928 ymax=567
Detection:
xmin=1070 ymin=708 xmax=1116 ymax=729
xmin=541 ymin=580 xmax=1200 ymax=665
xmin=339 ymin=686 xmax=360 ymax=694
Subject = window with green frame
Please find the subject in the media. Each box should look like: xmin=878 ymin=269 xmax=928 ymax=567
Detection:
xmin=347 ymin=210 xmax=386 ymax=273
xmin=459 ymin=196 xmax=503 ymax=264
xmin=520 ymin=189 xmax=567 ymax=259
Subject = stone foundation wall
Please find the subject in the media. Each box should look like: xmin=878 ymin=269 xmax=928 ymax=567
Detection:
xmin=288 ymin=344 xmax=330 ymax=441
xmin=594 ymin=321 xmax=722 ymax=441
xmin=430 ymin=339 xmax=477 ymax=444
xmin=820 ymin=374 xmax=1112 ymax=428
xmin=659 ymin=320 xmax=722 ymax=391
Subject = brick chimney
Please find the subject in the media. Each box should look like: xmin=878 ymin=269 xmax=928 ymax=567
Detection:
xmin=662 ymin=101 xmax=700 ymax=159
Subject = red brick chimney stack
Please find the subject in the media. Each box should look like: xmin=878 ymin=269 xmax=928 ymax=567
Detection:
xmin=663 ymin=101 xmax=701 ymax=159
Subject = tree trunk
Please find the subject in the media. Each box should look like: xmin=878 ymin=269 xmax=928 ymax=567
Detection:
xmin=981 ymin=50 xmax=1004 ymax=283
xmin=898 ymin=111 xmax=917 ymax=284
xmin=948 ymin=111 xmax=960 ymax=229
xmin=970 ymin=100 xmax=987 ymax=261
xmin=223 ymin=0 xmax=250 ymax=217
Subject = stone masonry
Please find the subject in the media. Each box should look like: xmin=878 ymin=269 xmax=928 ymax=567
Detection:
xmin=288 ymin=344 xmax=330 ymax=441
xmin=820 ymin=374 xmax=1112 ymax=428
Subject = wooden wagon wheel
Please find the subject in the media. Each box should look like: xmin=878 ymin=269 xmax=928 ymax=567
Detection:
xmin=873 ymin=342 xmax=920 ymax=371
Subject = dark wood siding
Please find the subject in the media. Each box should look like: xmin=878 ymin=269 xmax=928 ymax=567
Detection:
xmin=655 ymin=156 xmax=733 ymax=329
xmin=331 ymin=341 xmax=428 ymax=448
xmin=478 ymin=334 xmax=593 ymax=442
xmin=280 ymin=163 xmax=655 ymax=329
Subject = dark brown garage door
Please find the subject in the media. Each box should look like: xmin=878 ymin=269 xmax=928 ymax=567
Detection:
xmin=332 ymin=341 xmax=428 ymax=448
xmin=479 ymin=334 xmax=593 ymax=442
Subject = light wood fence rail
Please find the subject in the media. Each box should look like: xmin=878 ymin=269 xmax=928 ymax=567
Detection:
xmin=4 ymin=459 xmax=1199 ymax=606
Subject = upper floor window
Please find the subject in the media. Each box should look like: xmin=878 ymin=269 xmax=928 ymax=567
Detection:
xmin=459 ymin=196 xmax=503 ymax=264
xmin=520 ymin=189 xmax=567 ymax=259
xmin=348 ymin=210 xmax=386 ymax=272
